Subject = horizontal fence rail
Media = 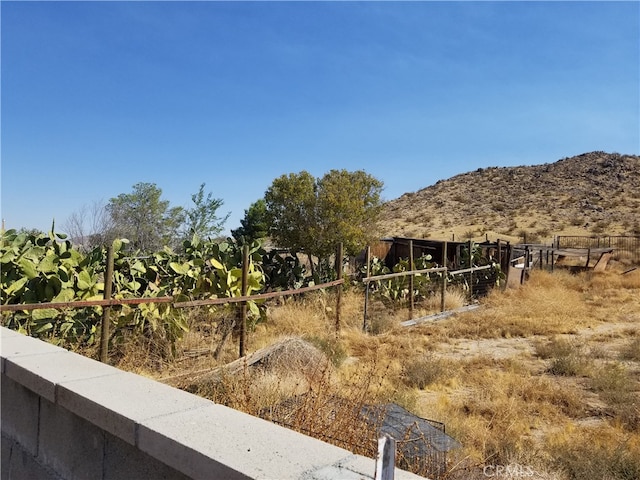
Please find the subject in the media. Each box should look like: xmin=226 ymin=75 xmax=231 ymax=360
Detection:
xmin=448 ymin=264 xmax=493 ymax=276
xmin=173 ymin=279 xmax=345 ymax=308
xmin=556 ymin=235 xmax=640 ymax=261
xmin=0 ymin=296 xmax=175 ymax=312
xmin=362 ymin=267 xmax=447 ymax=284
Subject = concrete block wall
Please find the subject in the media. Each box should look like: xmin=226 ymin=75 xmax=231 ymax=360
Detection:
xmin=1 ymin=327 xmax=424 ymax=480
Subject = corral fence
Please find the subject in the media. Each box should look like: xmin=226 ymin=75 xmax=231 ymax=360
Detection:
xmin=508 ymin=235 xmax=640 ymax=283
xmin=555 ymin=235 xmax=640 ymax=263
xmin=361 ymin=240 xmax=502 ymax=329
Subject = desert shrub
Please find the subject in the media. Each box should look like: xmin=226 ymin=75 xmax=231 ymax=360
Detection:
xmin=402 ymin=354 xmax=457 ymax=389
xmin=367 ymin=314 xmax=396 ymax=335
xmin=570 ymin=215 xmax=583 ymax=226
xmin=307 ymin=336 xmax=347 ymax=367
xmin=548 ymin=427 xmax=640 ymax=480
xmin=590 ymin=362 xmax=632 ymax=396
xmin=619 ymin=336 xmax=640 ymax=361
xmin=588 ymin=361 xmax=639 ymax=430
xmin=536 ymin=227 xmax=551 ymax=239
xmin=591 ymin=220 xmax=609 ymax=234
xmin=534 ymin=337 xmax=575 ymax=359
xmin=535 ymin=337 xmax=591 ymax=376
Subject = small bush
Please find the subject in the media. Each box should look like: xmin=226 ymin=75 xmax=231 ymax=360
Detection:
xmin=549 ymin=427 xmax=640 ymax=480
xmin=535 ymin=337 xmax=591 ymax=376
xmin=534 ymin=337 xmax=575 ymax=359
xmin=307 ymin=336 xmax=347 ymax=367
xmin=402 ymin=354 xmax=457 ymax=389
xmin=367 ymin=314 xmax=396 ymax=335
xmin=619 ymin=337 xmax=640 ymax=361
xmin=590 ymin=362 xmax=631 ymax=395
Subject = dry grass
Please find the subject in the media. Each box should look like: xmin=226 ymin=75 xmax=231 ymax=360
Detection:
xmin=116 ymin=266 xmax=640 ymax=480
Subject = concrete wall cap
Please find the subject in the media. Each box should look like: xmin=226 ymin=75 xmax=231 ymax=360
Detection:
xmin=4 ymin=350 xmax=121 ymax=402
xmin=57 ymin=370 xmax=212 ymax=445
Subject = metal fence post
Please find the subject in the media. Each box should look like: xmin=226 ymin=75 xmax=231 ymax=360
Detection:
xmin=363 ymin=245 xmax=370 ymax=332
xmin=239 ymin=244 xmax=249 ymax=358
xmin=335 ymin=242 xmax=343 ymax=334
xmin=409 ymin=240 xmax=414 ymax=320
xmin=100 ymin=245 xmax=114 ymax=363
xmin=375 ymin=435 xmax=396 ymax=480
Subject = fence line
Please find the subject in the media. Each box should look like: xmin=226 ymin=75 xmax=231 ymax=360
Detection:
xmin=2 ymin=243 xmax=347 ymax=361
xmin=556 ymin=235 xmax=640 ymax=262
xmin=0 ymin=296 xmax=174 ymax=312
xmin=173 ymin=279 xmax=344 ymax=308
xmin=362 ymin=261 xmax=499 ymax=330
xmin=362 ymin=267 xmax=447 ymax=283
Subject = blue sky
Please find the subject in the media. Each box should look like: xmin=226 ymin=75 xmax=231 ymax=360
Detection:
xmin=2 ymin=1 xmax=639 ymax=236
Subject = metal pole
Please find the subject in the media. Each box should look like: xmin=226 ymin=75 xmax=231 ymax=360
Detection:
xmin=363 ymin=245 xmax=370 ymax=332
xmin=440 ymin=269 xmax=448 ymax=313
xmin=409 ymin=240 xmax=414 ymax=320
xmin=441 ymin=242 xmax=448 ymax=312
xmin=239 ymin=244 xmax=249 ymax=358
xmin=100 ymin=245 xmax=114 ymax=363
xmin=335 ymin=242 xmax=343 ymax=334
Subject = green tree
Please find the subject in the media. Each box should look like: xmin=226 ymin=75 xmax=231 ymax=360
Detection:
xmin=264 ymin=169 xmax=383 ymax=267
xmin=316 ymin=169 xmax=383 ymax=257
xmin=183 ymin=183 xmax=229 ymax=241
xmin=231 ymin=199 xmax=269 ymax=245
xmin=106 ymin=182 xmax=183 ymax=252
xmin=264 ymin=171 xmax=318 ymax=254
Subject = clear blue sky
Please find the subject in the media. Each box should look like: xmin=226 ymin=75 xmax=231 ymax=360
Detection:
xmin=2 ymin=1 xmax=639 ymax=235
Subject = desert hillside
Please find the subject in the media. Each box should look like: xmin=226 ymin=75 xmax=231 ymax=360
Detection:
xmin=379 ymin=151 xmax=640 ymax=243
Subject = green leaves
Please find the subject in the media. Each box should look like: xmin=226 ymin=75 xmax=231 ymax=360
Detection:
xmin=1 ymin=226 xmax=269 ymax=352
xmin=264 ymin=169 xmax=384 ymax=266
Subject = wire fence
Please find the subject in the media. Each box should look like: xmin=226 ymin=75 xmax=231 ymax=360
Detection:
xmin=362 ymin=263 xmax=502 ymax=330
xmin=556 ymin=235 xmax=640 ymax=263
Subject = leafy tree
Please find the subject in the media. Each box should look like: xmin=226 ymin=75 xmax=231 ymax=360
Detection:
xmin=231 ymin=199 xmax=269 ymax=245
xmin=106 ymin=182 xmax=183 ymax=252
xmin=264 ymin=171 xmax=318 ymax=254
xmin=264 ymin=169 xmax=383 ymax=267
xmin=316 ymin=169 xmax=383 ymax=257
xmin=182 ymin=183 xmax=229 ymax=241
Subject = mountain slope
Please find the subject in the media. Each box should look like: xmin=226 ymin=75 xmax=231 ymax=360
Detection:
xmin=378 ymin=151 xmax=640 ymax=243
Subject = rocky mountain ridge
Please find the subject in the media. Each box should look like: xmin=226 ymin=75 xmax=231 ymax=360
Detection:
xmin=379 ymin=151 xmax=640 ymax=243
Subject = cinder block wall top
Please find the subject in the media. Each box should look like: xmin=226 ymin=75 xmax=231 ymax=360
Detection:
xmin=1 ymin=327 xmax=424 ymax=480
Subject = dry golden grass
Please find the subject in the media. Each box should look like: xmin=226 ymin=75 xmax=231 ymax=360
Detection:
xmin=118 ymin=267 xmax=640 ymax=479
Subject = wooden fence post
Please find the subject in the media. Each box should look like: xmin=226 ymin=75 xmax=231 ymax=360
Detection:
xmin=100 ymin=245 xmax=114 ymax=363
xmin=363 ymin=245 xmax=371 ymax=332
xmin=408 ymin=240 xmax=414 ymax=320
xmin=239 ymin=244 xmax=249 ymax=358
xmin=335 ymin=242 xmax=343 ymax=334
